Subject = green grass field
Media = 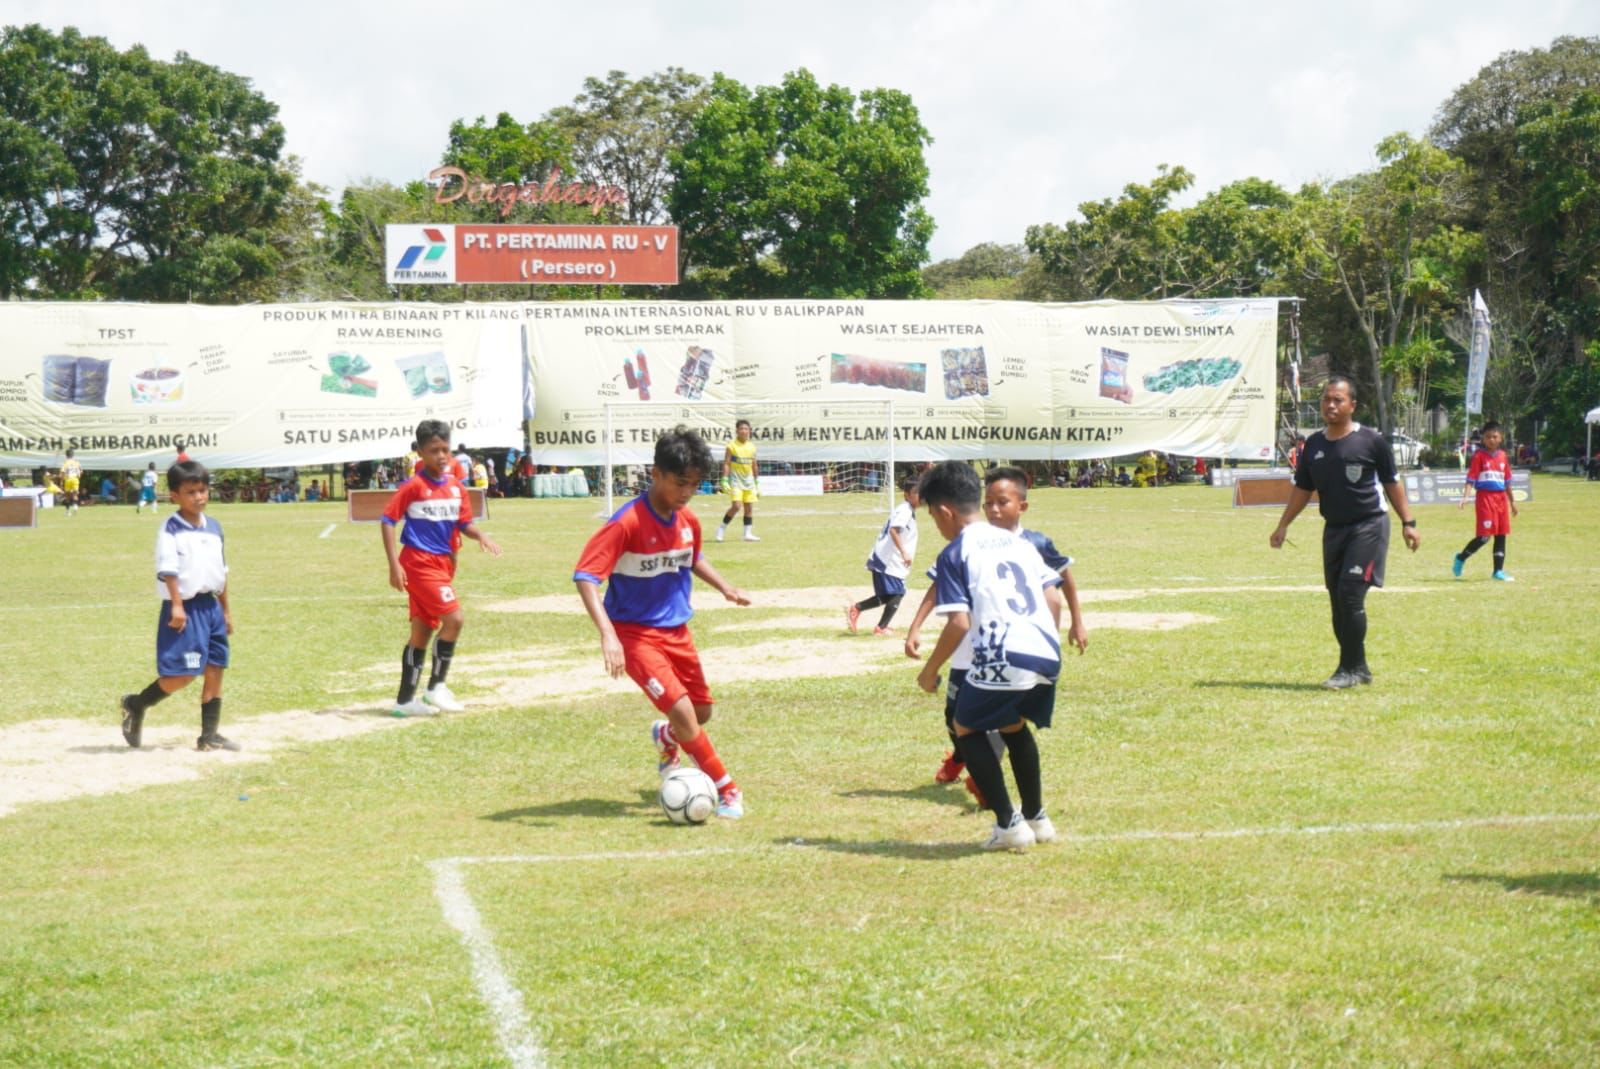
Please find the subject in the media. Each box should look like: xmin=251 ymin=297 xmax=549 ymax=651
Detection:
xmin=2 ymin=478 xmax=1596 ymax=1067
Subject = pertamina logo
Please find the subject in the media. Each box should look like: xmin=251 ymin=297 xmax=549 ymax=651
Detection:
xmin=389 ymin=226 xmax=454 ymax=282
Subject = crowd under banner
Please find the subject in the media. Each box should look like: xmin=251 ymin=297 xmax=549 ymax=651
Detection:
xmin=1 ymin=298 xmax=1279 ymax=469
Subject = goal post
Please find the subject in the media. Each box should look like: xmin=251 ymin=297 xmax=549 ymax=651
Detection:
xmin=600 ymin=398 xmax=898 ymax=516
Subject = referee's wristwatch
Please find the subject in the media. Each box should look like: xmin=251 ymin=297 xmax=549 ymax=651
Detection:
xmin=1402 ymin=519 xmax=1417 ymax=528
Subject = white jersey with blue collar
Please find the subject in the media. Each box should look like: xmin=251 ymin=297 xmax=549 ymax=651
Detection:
xmin=156 ymin=512 xmax=227 ymax=600
xmin=932 ymin=520 xmax=1061 ymax=691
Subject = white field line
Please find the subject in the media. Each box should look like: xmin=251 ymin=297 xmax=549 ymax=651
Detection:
xmin=318 ymin=523 xmax=337 ymax=539
xmin=429 ymin=859 xmax=549 ymax=1069
xmin=431 ymin=812 xmax=1596 ymax=1068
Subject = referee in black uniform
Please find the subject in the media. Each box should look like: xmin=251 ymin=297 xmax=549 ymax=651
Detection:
xmin=1270 ymin=376 xmax=1420 ymax=689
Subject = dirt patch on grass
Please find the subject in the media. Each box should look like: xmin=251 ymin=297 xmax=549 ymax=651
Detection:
xmin=0 ymin=588 xmax=1230 ymax=819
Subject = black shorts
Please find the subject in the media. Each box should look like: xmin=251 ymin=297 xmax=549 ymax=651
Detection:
xmin=1322 ymin=513 xmax=1389 ymax=590
xmin=954 ymin=680 xmax=1056 ymax=732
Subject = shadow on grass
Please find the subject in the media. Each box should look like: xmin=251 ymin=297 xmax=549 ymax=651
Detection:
xmin=1445 ymin=872 xmax=1600 ymax=901
xmin=69 ymin=744 xmax=141 ymax=755
xmin=777 ymin=836 xmax=984 ymax=861
xmin=839 ymin=784 xmax=973 ymax=810
xmin=484 ymin=790 xmax=657 ymax=825
xmin=1193 ymin=680 xmax=1332 ymax=693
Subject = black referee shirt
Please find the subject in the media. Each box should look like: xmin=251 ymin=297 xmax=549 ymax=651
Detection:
xmin=1292 ymin=425 xmax=1398 ymax=526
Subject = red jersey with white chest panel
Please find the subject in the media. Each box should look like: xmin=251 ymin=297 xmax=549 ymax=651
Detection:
xmin=1466 ymin=447 xmax=1512 ymax=535
xmin=382 ymin=470 xmax=473 ymax=556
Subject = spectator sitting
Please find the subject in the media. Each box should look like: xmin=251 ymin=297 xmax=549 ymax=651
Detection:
xmin=1116 ymin=466 xmax=1132 ymax=487
xmin=99 ymin=475 xmax=117 ymax=503
xmin=306 ymin=481 xmax=322 ymax=502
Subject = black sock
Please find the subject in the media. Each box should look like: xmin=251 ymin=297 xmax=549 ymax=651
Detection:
xmin=201 ymin=697 xmax=222 ymax=737
xmin=1335 ymin=580 xmax=1369 ymax=671
xmin=945 ymin=713 xmax=961 ymax=757
xmin=1493 ymin=535 xmax=1506 ymax=572
xmin=722 ymin=509 xmax=736 ymax=525
xmin=876 ymin=594 xmax=903 ymax=629
xmin=397 ymin=644 xmax=425 ymax=703
xmin=135 ymin=681 xmax=169 ymax=713
xmin=1001 ymin=726 xmax=1043 ymax=820
xmin=1327 ymin=591 xmax=1345 ymax=661
xmin=957 ymin=731 xmax=1013 ymax=826
xmin=1460 ymin=536 xmax=1487 ymax=560
xmin=855 ymin=595 xmax=884 ymax=612
xmin=428 ymin=639 xmax=456 ymax=689
xmin=743 ymin=516 xmax=753 ymax=529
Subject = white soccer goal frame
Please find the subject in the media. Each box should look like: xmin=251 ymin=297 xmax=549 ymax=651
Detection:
xmin=600 ymin=398 xmax=898 ymax=516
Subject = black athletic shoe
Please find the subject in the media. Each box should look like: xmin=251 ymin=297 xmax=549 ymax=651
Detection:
xmin=120 ymin=695 xmax=144 ymax=749
xmin=196 ymin=733 xmax=241 ymax=752
xmin=1321 ymin=669 xmax=1360 ymax=690
xmin=1350 ymin=664 xmax=1373 ymax=685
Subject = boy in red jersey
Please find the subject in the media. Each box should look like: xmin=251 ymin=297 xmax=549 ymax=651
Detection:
xmin=575 ymin=426 xmax=752 ymax=819
xmin=1453 ymin=420 xmax=1519 ymax=581
xmin=382 ymin=419 xmax=501 ymax=716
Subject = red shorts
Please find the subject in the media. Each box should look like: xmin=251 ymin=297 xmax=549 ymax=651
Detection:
xmin=615 ymin=622 xmax=712 ymax=713
xmin=400 ymin=546 xmax=459 ymax=629
xmin=1474 ymin=493 xmax=1511 ymax=537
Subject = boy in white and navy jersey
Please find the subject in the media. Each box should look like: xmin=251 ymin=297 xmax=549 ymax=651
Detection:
xmin=382 ymin=420 xmax=501 ymax=716
xmin=575 ymin=425 xmax=752 ymax=819
xmin=119 ymin=460 xmax=239 ymax=751
xmin=136 ymin=462 xmax=159 ymax=513
xmin=846 ymin=475 xmax=920 ymax=635
xmin=914 ymin=461 xmax=1063 ymax=852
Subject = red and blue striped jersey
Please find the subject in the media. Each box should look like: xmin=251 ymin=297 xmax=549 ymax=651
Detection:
xmin=574 ymin=496 xmax=701 ymax=628
xmin=382 ymin=471 xmax=473 ymax=556
xmin=1467 ymin=448 xmax=1510 ymax=494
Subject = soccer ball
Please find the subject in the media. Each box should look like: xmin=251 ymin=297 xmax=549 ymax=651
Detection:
xmin=659 ymin=767 xmax=717 ymax=825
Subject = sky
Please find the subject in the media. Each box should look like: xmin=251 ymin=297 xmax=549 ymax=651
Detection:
xmin=8 ymin=0 xmax=1600 ymax=262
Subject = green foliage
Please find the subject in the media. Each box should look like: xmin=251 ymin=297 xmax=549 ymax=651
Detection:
xmin=0 ymin=24 xmax=291 ymax=301
xmin=669 ymin=69 xmax=934 ymax=299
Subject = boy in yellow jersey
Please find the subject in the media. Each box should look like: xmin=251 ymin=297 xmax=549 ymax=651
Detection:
xmin=60 ymin=449 xmax=83 ymax=516
xmin=716 ymin=419 xmax=760 ymax=542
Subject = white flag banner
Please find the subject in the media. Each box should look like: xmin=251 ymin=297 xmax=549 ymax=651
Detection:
xmin=1465 ymin=290 xmax=1491 ymax=417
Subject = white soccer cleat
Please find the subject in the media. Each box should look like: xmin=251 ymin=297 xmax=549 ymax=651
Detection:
xmin=743 ymin=531 xmax=760 ymax=542
xmin=982 ymin=812 xmax=1037 ymax=852
xmin=424 ymin=684 xmax=465 ymax=712
xmin=715 ymin=526 xmax=726 ymax=542
xmin=391 ymin=698 xmax=437 ymax=718
xmin=1026 ymin=811 xmax=1058 ymax=844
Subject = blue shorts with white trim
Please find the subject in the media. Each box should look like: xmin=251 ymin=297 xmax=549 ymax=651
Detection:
xmin=156 ymin=594 xmax=230 ymax=677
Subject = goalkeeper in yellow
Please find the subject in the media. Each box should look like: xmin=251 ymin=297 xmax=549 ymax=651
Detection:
xmin=716 ymin=419 xmax=760 ymax=542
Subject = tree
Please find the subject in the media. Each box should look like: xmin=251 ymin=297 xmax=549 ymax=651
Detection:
xmin=0 ymin=24 xmax=291 ymax=301
xmin=1289 ymin=134 xmax=1476 ymax=431
xmin=922 ymin=242 xmax=1035 ymax=299
xmin=547 ymin=68 xmax=708 ymax=225
xmin=669 ymin=70 xmax=933 ymax=298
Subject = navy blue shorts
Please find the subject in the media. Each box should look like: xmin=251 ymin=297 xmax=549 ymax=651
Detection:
xmin=870 ymin=569 xmax=906 ymax=600
xmin=942 ymin=667 xmax=969 ymax=723
xmin=156 ymin=594 xmax=230 ymax=677
xmin=955 ymin=681 xmax=1056 ymax=732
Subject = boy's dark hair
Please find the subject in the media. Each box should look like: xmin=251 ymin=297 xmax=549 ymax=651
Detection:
xmin=1324 ymin=375 xmax=1358 ymax=402
xmin=147 ymin=461 xmax=156 ymax=470
xmin=655 ymin=424 xmax=714 ymax=477
xmin=65 ymin=448 xmax=75 ymax=458
xmin=917 ymin=460 xmax=981 ymax=513
xmin=899 ymin=473 xmax=920 ymax=492
xmin=735 ymin=418 xmax=752 ymax=432
xmin=1480 ymin=420 xmax=1502 ymax=434
xmin=983 ymin=465 xmax=1031 ymax=496
xmin=415 ymin=419 xmax=452 ymax=448
xmin=167 ymin=459 xmax=210 ymax=491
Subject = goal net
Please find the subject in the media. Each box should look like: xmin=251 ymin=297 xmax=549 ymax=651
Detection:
xmin=599 ymin=398 xmax=899 ymax=515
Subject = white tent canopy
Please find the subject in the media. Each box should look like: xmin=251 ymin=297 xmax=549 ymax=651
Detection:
xmin=1588 ymin=405 xmax=1600 ymax=462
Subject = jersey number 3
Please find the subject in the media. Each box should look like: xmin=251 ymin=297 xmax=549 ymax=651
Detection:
xmin=998 ymin=562 xmax=1036 ymax=615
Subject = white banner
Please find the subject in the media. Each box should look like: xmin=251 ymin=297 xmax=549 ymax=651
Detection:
xmin=1465 ymin=290 xmax=1491 ymax=416
xmin=524 ymin=298 xmax=1279 ymax=464
xmin=0 ymin=303 xmax=525 ymax=467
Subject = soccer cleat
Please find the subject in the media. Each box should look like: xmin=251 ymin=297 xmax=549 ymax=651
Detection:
xmin=1350 ymin=664 xmax=1373 ymax=685
xmin=196 ymin=733 xmax=240 ymax=752
xmin=716 ymin=785 xmax=745 ymax=819
xmin=872 ymin=626 xmax=894 ymax=636
xmin=1026 ymin=811 xmax=1058 ymax=844
xmin=120 ymin=694 xmax=144 ymax=749
xmin=845 ymin=603 xmax=861 ymax=633
xmin=424 ymin=683 xmax=465 ymax=712
xmin=743 ymin=531 xmax=760 ymax=542
xmin=391 ymin=698 xmax=437 ymax=718
xmin=934 ymin=751 xmax=965 ymax=784
xmin=1321 ymin=669 xmax=1359 ymax=690
xmin=1451 ymin=555 xmax=1465 ymax=578
xmin=1492 ymin=570 xmax=1514 ymax=582
xmin=651 ymin=719 xmax=681 ymax=775
xmin=983 ymin=812 xmax=1036 ymax=852
xmin=963 ymin=773 xmax=988 ymax=809
xmin=715 ymin=525 xmax=726 ymax=542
